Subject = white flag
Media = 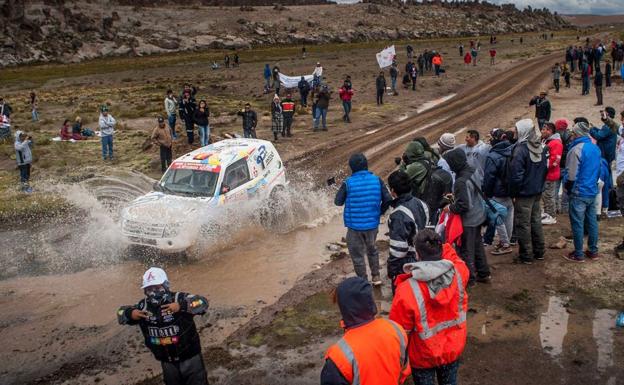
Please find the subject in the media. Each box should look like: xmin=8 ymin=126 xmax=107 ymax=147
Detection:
xmin=278 ymin=73 xmax=314 ymax=88
xmin=376 ymin=45 xmax=396 ymax=69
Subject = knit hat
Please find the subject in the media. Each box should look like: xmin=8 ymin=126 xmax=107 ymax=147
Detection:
xmin=554 ymin=119 xmax=568 ymax=131
xmin=572 ymin=121 xmax=590 ymax=137
xmin=437 ymin=133 xmax=456 ymax=151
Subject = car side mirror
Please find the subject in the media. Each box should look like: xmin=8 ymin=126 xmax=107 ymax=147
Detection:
xmin=221 ymin=184 xmax=230 ymax=194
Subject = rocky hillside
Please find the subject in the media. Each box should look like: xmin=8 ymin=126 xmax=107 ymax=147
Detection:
xmin=0 ymin=0 xmax=570 ymax=67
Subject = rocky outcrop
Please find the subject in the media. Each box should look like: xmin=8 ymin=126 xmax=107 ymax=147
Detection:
xmin=0 ymin=1 xmax=571 ymax=67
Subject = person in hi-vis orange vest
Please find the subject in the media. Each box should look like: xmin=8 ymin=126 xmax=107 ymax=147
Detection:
xmin=321 ymin=277 xmax=411 ymax=385
xmin=390 ymin=229 xmax=469 ymax=385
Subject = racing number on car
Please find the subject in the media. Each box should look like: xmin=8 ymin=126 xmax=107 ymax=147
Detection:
xmin=256 ymin=145 xmax=267 ymax=169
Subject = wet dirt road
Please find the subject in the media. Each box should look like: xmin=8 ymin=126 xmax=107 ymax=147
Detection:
xmin=0 ymin=51 xmax=603 ymax=385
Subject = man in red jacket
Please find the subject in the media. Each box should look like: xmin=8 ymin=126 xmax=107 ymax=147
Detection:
xmin=390 ymin=229 xmax=469 ymax=385
xmin=541 ymin=122 xmax=563 ymax=225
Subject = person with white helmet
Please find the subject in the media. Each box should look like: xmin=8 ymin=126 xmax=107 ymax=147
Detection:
xmin=117 ymin=267 xmax=209 ymax=385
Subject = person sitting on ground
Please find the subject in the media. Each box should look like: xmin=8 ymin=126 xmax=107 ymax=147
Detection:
xmin=117 ymin=267 xmax=209 ymax=385
xmin=442 ymin=148 xmax=490 ymax=285
xmin=387 ymin=170 xmax=428 ymax=293
xmin=60 ymin=119 xmax=73 ymax=140
xmin=390 ymin=229 xmax=469 ymax=385
xmin=72 ymin=116 xmax=85 ymax=140
xmin=335 ymin=153 xmax=392 ymax=286
xmin=322 ymin=277 xmax=411 ymax=385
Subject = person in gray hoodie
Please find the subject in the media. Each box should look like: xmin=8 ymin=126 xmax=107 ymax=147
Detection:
xmin=443 ymin=148 xmax=490 ymax=285
xmin=99 ymin=105 xmax=116 ymax=161
xmin=14 ymin=130 xmax=33 ymax=193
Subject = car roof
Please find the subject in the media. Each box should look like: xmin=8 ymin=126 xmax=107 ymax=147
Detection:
xmin=170 ymin=138 xmax=275 ymax=173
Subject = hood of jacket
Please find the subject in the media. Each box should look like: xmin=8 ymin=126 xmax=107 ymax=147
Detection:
xmin=403 ymin=259 xmax=456 ymax=300
xmin=404 ymin=141 xmax=425 ymax=164
xmin=336 ymin=277 xmax=377 ymax=329
xmin=490 ymin=140 xmax=513 ymax=156
xmin=546 ymin=132 xmax=561 ymax=142
xmin=442 ymin=147 xmax=469 ymax=173
xmin=348 ymin=153 xmax=368 ymax=173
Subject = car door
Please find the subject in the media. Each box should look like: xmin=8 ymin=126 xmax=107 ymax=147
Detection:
xmin=221 ymin=158 xmax=251 ymax=202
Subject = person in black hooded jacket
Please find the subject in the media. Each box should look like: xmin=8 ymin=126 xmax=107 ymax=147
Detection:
xmin=443 ymin=148 xmax=490 ymax=285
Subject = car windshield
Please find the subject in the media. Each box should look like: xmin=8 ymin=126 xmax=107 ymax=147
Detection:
xmin=159 ymin=167 xmax=219 ymax=197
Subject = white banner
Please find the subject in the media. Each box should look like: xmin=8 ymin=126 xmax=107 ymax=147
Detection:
xmin=278 ymin=73 xmax=314 ymax=88
xmin=376 ymin=45 xmax=396 ymax=69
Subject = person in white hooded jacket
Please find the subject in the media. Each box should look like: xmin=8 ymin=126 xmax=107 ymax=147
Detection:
xmin=99 ymin=105 xmax=116 ymax=161
xmin=14 ymin=130 xmax=33 ymax=193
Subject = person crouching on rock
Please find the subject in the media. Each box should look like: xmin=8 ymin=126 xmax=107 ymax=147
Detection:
xmin=117 ymin=267 xmax=210 ymax=385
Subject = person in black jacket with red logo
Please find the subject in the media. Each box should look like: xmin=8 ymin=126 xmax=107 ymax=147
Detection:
xmin=118 ymin=267 xmax=209 ymax=385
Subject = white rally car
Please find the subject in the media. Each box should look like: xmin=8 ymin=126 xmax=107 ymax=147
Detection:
xmin=121 ymin=139 xmax=287 ymax=253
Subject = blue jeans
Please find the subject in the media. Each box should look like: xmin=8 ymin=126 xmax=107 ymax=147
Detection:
xmin=569 ymin=195 xmax=598 ymax=257
xmin=412 ymin=361 xmax=459 ymax=385
xmin=168 ymin=113 xmax=177 ymax=138
xmin=31 ymin=110 xmax=38 ymax=122
xmin=391 ymin=76 xmax=397 ymax=91
xmin=101 ymin=135 xmax=113 ymax=159
xmin=582 ymin=76 xmax=590 ymax=94
xmin=314 ymin=107 xmax=327 ymax=129
xmin=342 ymin=101 xmax=351 ymax=121
xmin=198 ymin=125 xmax=210 ymax=147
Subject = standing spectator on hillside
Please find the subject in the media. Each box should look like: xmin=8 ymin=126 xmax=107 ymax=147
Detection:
xmin=541 ymin=122 xmax=563 ymax=225
xmin=281 ymin=92 xmax=295 ymax=137
xmin=224 ymin=54 xmax=230 ymax=68
xmin=344 ymin=75 xmax=353 ymax=90
xmin=376 ymin=71 xmax=387 ymax=106
xmin=407 ymin=44 xmax=414 ymax=61
xmin=237 ymin=103 xmax=257 ymax=139
xmin=417 ymin=54 xmax=425 ymax=77
xmin=615 ymin=111 xmax=624 ymax=217
xmin=301 ymin=46 xmax=306 ymax=59
xmin=463 ymin=52 xmax=471 ymax=67
xmin=151 ymin=116 xmax=173 ymax=173
xmin=14 ymin=131 xmax=33 ymax=193
xmin=470 ymin=47 xmax=478 ymax=66
xmin=233 ymin=53 xmax=239 ymax=67
xmin=0 ymin=97 xmax=12 ymax=118
xmin=482 ymin=129 xmax=515 ymax=255
xmin=272 ymin=65 xmax=281 ymax=96
xmin=443 ymin=148 xmax=490 ymax=285
xmin=297 ymin=76 xmax=310 ymax=107
xmin=312 ymin=62 xmax=323 ymax=88
xmin=179 ymin=91 xmax=196 ymax=145
xmin=529 ymin=91 xmax=551 ymax=129
xmin=194 ymin=100 xmax=210 ymax=147
xmin=563 ymin=121 xmax=601 ymax=262
xmin=390 ymin=62 xmax=399 ymax=95
xmin=314 ymin=85 xmax=330 ymax=131
xmin=605 ymin=60 xmax=612 ymax=87
xmin=581 ymin=60 xmax=590 ymax=95
xmin=335 ymin=153 xmax=392 ymax=285
xmin=385 ymin=170 xmax=428 ymax=292
xmin=270 ymin=95 xmax=283 ymax=142
xmin=563 ymin=64 xmax=571 ymax=88
xmin=489 ymin=47 xmax=497 ymax=65
xmin=509 ymin=119 xmax=547 ymax=264
xmin=339 ymin=80 xmax=354 ymax=123
xmin=409 ymin=62 xmax=418 ymax=91
xmin=99 ymin=105 xmax=116 ymax=161
xmin=432 ymin=53 xmax=443 ymax=76
xmin=263 ymin=64 xmax=271 ymax=91
xmin=590 ymin=107 xmax=619 ymax=176
xmin=30 ymin=91 xmax=38 ymax=122
xmin=458 ymin=42 xmax=464 ymax=57
xmin=164 ymin=89 xmax=177 ymax=139
xmin=594 ymin=70 xmax=603 ymax=106
xmin=552 ymin=63 xmax=562 ymax=93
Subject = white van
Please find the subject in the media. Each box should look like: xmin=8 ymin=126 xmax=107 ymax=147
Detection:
xmin=121 ymin=139 xmax=287 ymax=253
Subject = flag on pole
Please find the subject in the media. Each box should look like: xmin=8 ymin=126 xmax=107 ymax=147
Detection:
xmin=376 ymin=45 xmax=396 ymax=69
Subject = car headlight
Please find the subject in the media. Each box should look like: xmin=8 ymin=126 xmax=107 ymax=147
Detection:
xmin=163 ymin=223 xmax=183 ymax=238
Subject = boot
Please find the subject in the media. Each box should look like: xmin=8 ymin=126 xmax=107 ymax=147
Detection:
xmin=286 ymin=128 xmax=292 ymax=137
xmin=273 ymin=132 xmax=278 ymax=141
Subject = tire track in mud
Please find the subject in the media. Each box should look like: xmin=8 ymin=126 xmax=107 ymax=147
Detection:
xmin=287 ymin=52 xmax=560 ymax=179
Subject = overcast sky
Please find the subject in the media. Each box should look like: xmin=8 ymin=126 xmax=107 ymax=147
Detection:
xmin=333 ymin=0 xmax=623 ymax=15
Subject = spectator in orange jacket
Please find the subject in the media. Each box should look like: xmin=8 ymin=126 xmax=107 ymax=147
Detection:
xmin=432 ymin=54 xmax=443 ymax=76
xmin=390 ymin=229 xmax=469 ymax=385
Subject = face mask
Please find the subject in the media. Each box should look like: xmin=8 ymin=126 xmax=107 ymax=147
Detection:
xmin=145 ymin=287 xmax=172 ymax=307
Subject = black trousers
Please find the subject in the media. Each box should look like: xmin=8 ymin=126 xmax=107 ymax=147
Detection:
xmin=554 ymin=79 xmax=560 ymax=92
xmin=595 ymin=86 xmax=603 ymax=105
xmin=184 ymin=117 xmax=194 ymax=144
xmin=411 ymin=77 xmax=417 ymax=90
xmin=282 ymin=114 xmax=293 ymax=136
xmin=160 ymin=146 xmax=172 ymax=172
xmin=459 ymin=225 xmax=490 ymax=282
xmin=376 ymin=89 xmax=384 ymax=105
xmin=161 ymin=354 xmax=209 ymax=385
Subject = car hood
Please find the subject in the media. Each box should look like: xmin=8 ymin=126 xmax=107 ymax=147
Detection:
xmin=122 ymin=192 xmax=217 ymax=223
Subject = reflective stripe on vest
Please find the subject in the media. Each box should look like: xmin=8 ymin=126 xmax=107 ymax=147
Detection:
xmin=408 ymin=269 xmax=465 ymax=340
xmin=334 ymin=320 xmax=407 ymax=385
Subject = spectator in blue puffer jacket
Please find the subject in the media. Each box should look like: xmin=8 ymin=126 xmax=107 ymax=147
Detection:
xmin=590 ymin=107 xmax=618 ymax=169
xmin=335 ymin=153 xmax=392 ymax=286
xmin=563 ymin=121 xmax=601 ymax=263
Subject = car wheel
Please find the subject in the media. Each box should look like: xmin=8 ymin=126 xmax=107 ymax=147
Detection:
xmin=261 ymin=185 xmax=294 ymax=233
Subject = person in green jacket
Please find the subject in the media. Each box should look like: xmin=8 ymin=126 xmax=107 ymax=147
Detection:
xmin=399 ymin=141 xmax=431 ymax=199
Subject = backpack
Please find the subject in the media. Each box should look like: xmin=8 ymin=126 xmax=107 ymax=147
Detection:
xmin=469 ymin=179 xmax=508 ymax=226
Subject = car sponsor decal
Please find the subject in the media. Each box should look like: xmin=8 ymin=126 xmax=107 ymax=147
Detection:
xmin=170 ymin=162 xmax=220 ymax=173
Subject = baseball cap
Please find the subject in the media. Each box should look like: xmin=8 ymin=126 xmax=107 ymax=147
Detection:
xmin=142 ymin=267 xmax=169 ymax=288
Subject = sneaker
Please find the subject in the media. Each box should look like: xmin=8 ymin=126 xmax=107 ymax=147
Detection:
xmin=534 ymin=254 xmax=545 ymax=261
xmin=476 ymin=274 xmax=492 ymax=284
xmin=541 ymin=214 xmax=557 ymax=225
xmin=371 ymin=275 xmax=382 ymax=286
xmin=562 ymin=252 xmax=586 ymax=263
xmin=541 ymin=212 xmax=548 ymax=219
xmin=491 ymin=245 xmax=513 ymax=255
xmin=514 ymin=257 xmax=533 ymax=265
xmin=585 ymin=251 xmax=600 ymax=261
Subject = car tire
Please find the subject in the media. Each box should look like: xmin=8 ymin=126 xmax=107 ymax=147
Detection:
xmin=260 ymin=185 xmax=293 ymax=232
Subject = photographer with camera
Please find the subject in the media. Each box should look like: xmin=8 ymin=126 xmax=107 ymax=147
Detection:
xmin=117 ymin=267 xmax=210 ymax=385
